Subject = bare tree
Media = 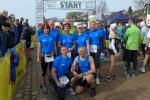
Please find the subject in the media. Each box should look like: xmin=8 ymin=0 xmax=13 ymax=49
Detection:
xmin=134 ymin=0 xmax=150 ymax=16
xmin=134 ymin=0 xmax=150 ymax=10
xmin=128 ymin=6 xmax=134 ymax=17
xmin=66 ymin=12 xmax=86 ymax=22
xmin=96 ymin=0 xmax=109 ymax=19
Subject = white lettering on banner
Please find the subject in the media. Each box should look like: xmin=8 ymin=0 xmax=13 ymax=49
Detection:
xmin=44 ymin=0 xmax=95 ymax=10
xmin=60 ymin=2 xmax=81 ymax=9
xmin=36 ymin=0 xmax=44 ymax=23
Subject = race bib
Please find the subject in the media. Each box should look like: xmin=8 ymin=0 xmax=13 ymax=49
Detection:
xmin=44 ymin=54 xmax=54 ymax=63
xmin=59 ymin=76 xmax=69 ymax=85
xmin=90 ymin=45 xmax=97 ymax=53
xmin=67 ymin=52 xmax=71 ymax=58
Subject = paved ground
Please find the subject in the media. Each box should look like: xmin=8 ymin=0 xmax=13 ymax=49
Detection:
xmin=13 ymin=50 xmax=150 ymax=100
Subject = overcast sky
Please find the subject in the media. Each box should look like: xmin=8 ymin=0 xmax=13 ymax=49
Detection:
xmin=0 ymin=0 xmax=135 ymax=26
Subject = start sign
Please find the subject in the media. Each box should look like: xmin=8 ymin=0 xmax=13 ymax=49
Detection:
xmin=44 ymin=0 xmax=95 ymax=10
xmin=60 ymin=1 xmax=81 ymax=9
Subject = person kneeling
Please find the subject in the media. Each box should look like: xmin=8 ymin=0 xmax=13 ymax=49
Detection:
xmin=71 ymin=47 xmax=96 ymax=97
xmin=51 ymin=47 xmax=75 ymax=100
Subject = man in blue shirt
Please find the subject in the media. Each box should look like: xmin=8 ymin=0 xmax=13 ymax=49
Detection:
xmin=89 ymin=20 xmax=106 ymax=85
xmin=71 ymin=47 xmax=96 ymax=97
xmin=51 ymin=47 xmax=75 ymax=100
xmin=48 ymin=19 xmax=60 ymax=48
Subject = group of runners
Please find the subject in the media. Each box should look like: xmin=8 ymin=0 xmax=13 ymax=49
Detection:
xmin=36 ymin=17 xmax=150 ymax=100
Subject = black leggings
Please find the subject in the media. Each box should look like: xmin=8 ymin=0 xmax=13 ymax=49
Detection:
xmin=51 ymin=79 xmax=66 ymax=100
xmin=41 ymin=56 xmax=53 ymax=77
xmin=126 ymin=50 xmax=138 ymax=73
xmin=51 ymin=75 xmax=71 ymax=100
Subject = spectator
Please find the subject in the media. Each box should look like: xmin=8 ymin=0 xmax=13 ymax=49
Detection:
xmin=0 ymin=10 xmax=8 ymax=31
xmin=82 ymin=22 xmax=89 ymax=33
xmin=23 ymin=19 xmax=29 ymax=29
xmin=5 ymin=20 xmax=15 ymax=49
xmin=22 ymin=26 xmax=32 ymax=61
xmin=9 ymin=14 xmax=19 ymax=45
xmin=15 ymin=19 xmax=22 ymax=43
xmin=0 ymin=26 xmax=7 ymax=57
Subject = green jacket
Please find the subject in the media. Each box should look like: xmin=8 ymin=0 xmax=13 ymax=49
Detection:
xmin=123 ymin=24 xmax=143 ymax=50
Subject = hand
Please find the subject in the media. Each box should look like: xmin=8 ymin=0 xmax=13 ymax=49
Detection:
xmin=37 ymin=58 xmax=41 ymax=64
xmin=115 ymin=52 xmax=120 ymax=57
xmin=73 ymin=71 xmax=78 ymax=78
xmin=56 ymin=81 xmax=61 ymax=87
xmin=78 ymin=73 xmax=83 ymax=78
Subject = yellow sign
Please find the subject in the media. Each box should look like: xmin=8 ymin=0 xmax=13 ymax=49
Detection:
xmin=0 ymin=41 xmax=26 ymax=100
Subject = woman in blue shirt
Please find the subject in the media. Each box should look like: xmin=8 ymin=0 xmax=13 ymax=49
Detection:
xmin=75 ymin=23 xmax=90 ymax=55
xmin=37 ymin=24 xmax=57 ymax=94
xmin=59 ymin=23 xmax=76 ymax=59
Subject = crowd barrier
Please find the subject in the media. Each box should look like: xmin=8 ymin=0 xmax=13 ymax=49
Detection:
xmin=0 ymin=41 xmax=26 ymax=100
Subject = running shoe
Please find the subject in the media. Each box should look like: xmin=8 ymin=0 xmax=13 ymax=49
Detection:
xmin=66 ymin=87 xmax=76 ymax=95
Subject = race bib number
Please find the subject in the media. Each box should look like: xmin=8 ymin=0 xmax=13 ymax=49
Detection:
xmin=90 ymin=45 xmax=97 ymax=53
xmin=59 ymin=76 xmax=69 ymax=85
xmin=44 ymin=54 xmax=54 ymax=63
xmin=67 ymin=52 xmax=71 ymax=58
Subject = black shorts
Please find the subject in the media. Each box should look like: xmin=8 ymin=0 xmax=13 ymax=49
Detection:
xmin=108 ymin=49 xmax=115 ymax=55
xmin=90 ymin=49 xmax=100 ymax=65
xmin=26 ymin=42 xmax=31 ymax=48
xmin=126 ymin=49 xmax=137 ymax=62
xmin=76 ymin=77 xmax=87 ymax=87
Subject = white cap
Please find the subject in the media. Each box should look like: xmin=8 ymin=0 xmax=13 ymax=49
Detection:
xmin=77 ymin=23 xmax=83 ymax=28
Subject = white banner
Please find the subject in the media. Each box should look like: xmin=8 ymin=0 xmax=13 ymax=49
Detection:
xmin=44 ymin=0 xmax=95 ymax=11
xmin=95 ymin=0 xmax=101 ymax=20
xmin=36 ymin=0 xmax=44 ymax=25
